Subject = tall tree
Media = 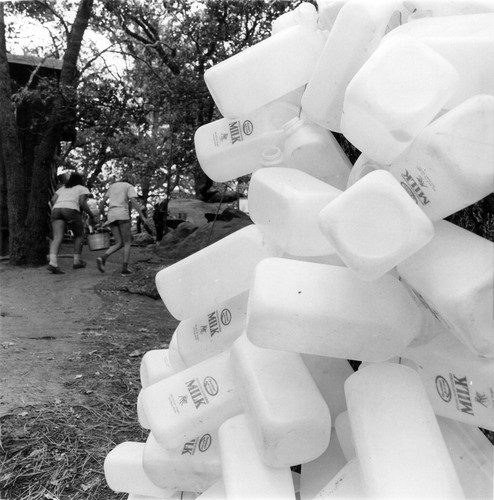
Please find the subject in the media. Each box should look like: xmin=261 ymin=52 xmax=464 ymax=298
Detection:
xmin=0 ymin=0 xmax=94 ymax=265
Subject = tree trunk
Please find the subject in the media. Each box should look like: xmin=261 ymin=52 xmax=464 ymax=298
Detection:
xmin=0 ymin=5 xmax=29 ymax=264
xmin=1 ymin=0 xmax=94 ymax=265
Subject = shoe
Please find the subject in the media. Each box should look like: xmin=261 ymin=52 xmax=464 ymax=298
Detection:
xmin=120 ymin=269 xmax=133 ymax=276
xmin=73 ymin=260 xmax=87 ymax=269
xmin=47 ymin=264 xmax=64 ymax=275
xmin=96 ymin=257 xmax=105 ymax=273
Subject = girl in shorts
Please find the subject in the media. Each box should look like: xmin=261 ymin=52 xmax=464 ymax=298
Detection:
xmin=97 ymin=174 xmax=149 ymax=276
xmin=48 ymin=172 xmax=95 ymax=274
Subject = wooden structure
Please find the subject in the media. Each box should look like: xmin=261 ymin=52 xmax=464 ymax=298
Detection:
xmin=0 ymin=54 xmax=63 ymax=257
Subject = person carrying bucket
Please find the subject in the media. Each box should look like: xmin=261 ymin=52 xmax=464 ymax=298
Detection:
xmin=96 ymin=174 xmax=149 ymax=276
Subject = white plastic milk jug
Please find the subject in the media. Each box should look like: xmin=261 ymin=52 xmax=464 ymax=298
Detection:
xmin=171 ymin=291 xmax=248 ymax=368
xmin=282 ymin=116 xmax=352 ymax=189
xmin=334 ymin=411 xmax=356 ymax=461
xmin=194 ymin=100 xmax=299 ymax=182
xmin=155 ymin=224 xmax=282 ymax=320
xmin=406 ymin=0 xmax=494 ymax=17
xmin=248 ymin=167 xmax=341 ymax=257
xmin=436 ymin=416 xmax=493 ymax=499
xmin=318 ymin=170 xmax=435 ymax=281
xmin=140 ymin=351 xmax=242 ymax=450
xmin=385 ymin=13 xmax=494 ymax=109
xmin=218 ymin=414 xmax=297 ymax=499
xmin=345 ymin=363 xmax=465 ymax=498
xmin=313 ymin=458 xmax=365 ymax=499
xmin=301 ymin=354 xmax=354 ymax=421
xmin=271 ymin=2 xmax=319 ymax=35
xmin=389 ymin=94 xmax=494 ymax=221
xmin=104 ymin=442 xmax=175 ymax=498
xmin=397 ymin=219 xmax=494 ymax=357
xmin=140 ymin=349 xmax=175 ymax=389
xmin=167 ymin=332 xmax=187 ymax=372
xmin=137 ymin=390 xmax=150 ymax=430
xmin=341 ymin=35 xmax=459 ymax=165
xmin=346 ymin=153 xmax=385 ymax=189
xmin=230 ymin=334 xmax=331 ymax=467
xmin=246 ymin=258 xmax=439 ymax=363
xmin=400 ymin=330 xmax=494 ymax=431
xmin=299 ymin=432 xmax=348 ymax=500
xmin=204 ymin=24 xmax=326 ymax=118
xmin=301 ymin=0 xmax=405 ymax=132
xmin=142 ymin=432 xmax=221 ymax=493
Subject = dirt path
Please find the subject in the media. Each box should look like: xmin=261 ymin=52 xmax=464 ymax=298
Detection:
xmin=0 ymin=243 xmax=178 ymax=417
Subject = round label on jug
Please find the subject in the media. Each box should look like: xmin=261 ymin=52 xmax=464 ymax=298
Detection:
xmin=203 ymin=376 xmax=219 ymax=396
xmin=198 ymin=433 xmax=212 ymax=452
xmin=435 ymin=376 xmax=452 ymax=403
xmin=242 ymin=120 xmax=253 ymax=135
xmin=220 ymin=308 xmax=232 ymax=326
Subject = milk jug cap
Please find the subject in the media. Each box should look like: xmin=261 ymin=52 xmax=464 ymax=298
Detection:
xmin=295 ymin=2 xmax=319 ymax=27
xmin=262 ymin=146 xmax=283 ymax=163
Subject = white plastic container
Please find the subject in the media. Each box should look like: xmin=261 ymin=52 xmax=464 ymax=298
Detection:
xmin=437 ymin=416 xmax=493 ymax=499
xmin=155 ymin=224 xmax=282 ymax=320
xmin=204 ymin=24 xmax=326 ymax=118
xmin=346 ymin=153 xmax=386 ymax=189
xmin=407 ymin=0 xmax=494 ymax=17
xmin=168 ymin=332 xmax=187 ymax=372
xmin=172 ymin=292 xmax=248 ymax=368
xmin=194 ymin=480 xmax=225 ymax=500
xmin=218 ymin=414 xmax=296 ymax=499
xmin=282 ymin=116 xmax=352 ymax=189
xmin=385 ymin=13 xmax=494 ymax=109
xmin=313 ymin=458 xmax=365 ymax=499
xmin=301 ymin=0 xmax=405 ymax=132
xmin=301 ymin=354 xmax=354 ymax=421
xmin=137 ymin=390 xmax=150 ymax=430
xmin=400 ymin=330 xmax=494 ymax=431
xmin=341 ymin=35 xmax=459 ymax=165
xmin=127 ymin=492 xmax=198 ymax=500
xmin=194 ymin=101 xmax=299 ymax=183
xmin=345 ymin=363 xmax=465 ymax=498
xmin=334 ymin=411 xmax=355 ymax=461
xmin=248 ymin=167 xmax=341 ymax=256
xmin=140 ymin=349 xmax=175 ymax=389
xmin=299 ymin=433 xmax=348 ymax=500
xmin=271 ymin=2 xmax=319 ymax=35
xmin=318 ymin=170 xmax=435 ymax=281
xmin=397 ymin=220 xmax=494 ymax=357
xmin=141 ymin=351 xmax=243 ymax=450
xmin=230 ymin=334 xmax=332 ymax=467
xmin=389 ymin=94 xmax=494 ymax=221
xmin=104 ymin=442 xmax=175 ymax=498
xmin=143 ymin=432 xmax=221 ymax=492
xmin=246 ymin=258 xmax=437 ymax=363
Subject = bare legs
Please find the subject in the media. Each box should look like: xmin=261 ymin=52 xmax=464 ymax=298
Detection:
xmin=48 ymin=220 xmax=66 ymax=268
xmin=98 ymin=221 xmax=133 ymax=274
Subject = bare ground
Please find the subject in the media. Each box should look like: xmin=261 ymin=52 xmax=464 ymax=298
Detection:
xmin=0 ymin=243 xmax=179 ymax=499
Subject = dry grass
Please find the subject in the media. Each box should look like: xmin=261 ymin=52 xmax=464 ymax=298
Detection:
xmin=0 ymin=369 xmax=147 ymax=500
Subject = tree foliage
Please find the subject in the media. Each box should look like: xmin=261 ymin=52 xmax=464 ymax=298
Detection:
xmin=1 ymin=0 xmax=305 ymax=264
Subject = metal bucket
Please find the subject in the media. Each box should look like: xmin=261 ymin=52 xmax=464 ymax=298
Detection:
xmin=87 ymin=232 xmax=110 ymax=251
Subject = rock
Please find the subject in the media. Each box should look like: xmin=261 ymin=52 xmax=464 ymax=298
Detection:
xmin=154 ymin=217 xmax=253 ymax=260
xmin=132 ymin=232 xmax=155 ymax=246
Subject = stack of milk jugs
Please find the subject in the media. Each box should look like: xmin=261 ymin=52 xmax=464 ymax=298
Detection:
xmin=104 ymin=1 xmax=494 ymax=498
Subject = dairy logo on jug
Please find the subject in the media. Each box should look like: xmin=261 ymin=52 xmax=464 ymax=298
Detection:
xmin=203 ymin=376 xmax=219 ymax=397
xmin=198 ymin=433 xmax=212 ymax=452
xmin=242 ymin=120 xmax=253 ymax=135
xmin=220 ymin=308 xmax=232 ymax=326
xmin=435 ymin=376 xmax=452 ymax=402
